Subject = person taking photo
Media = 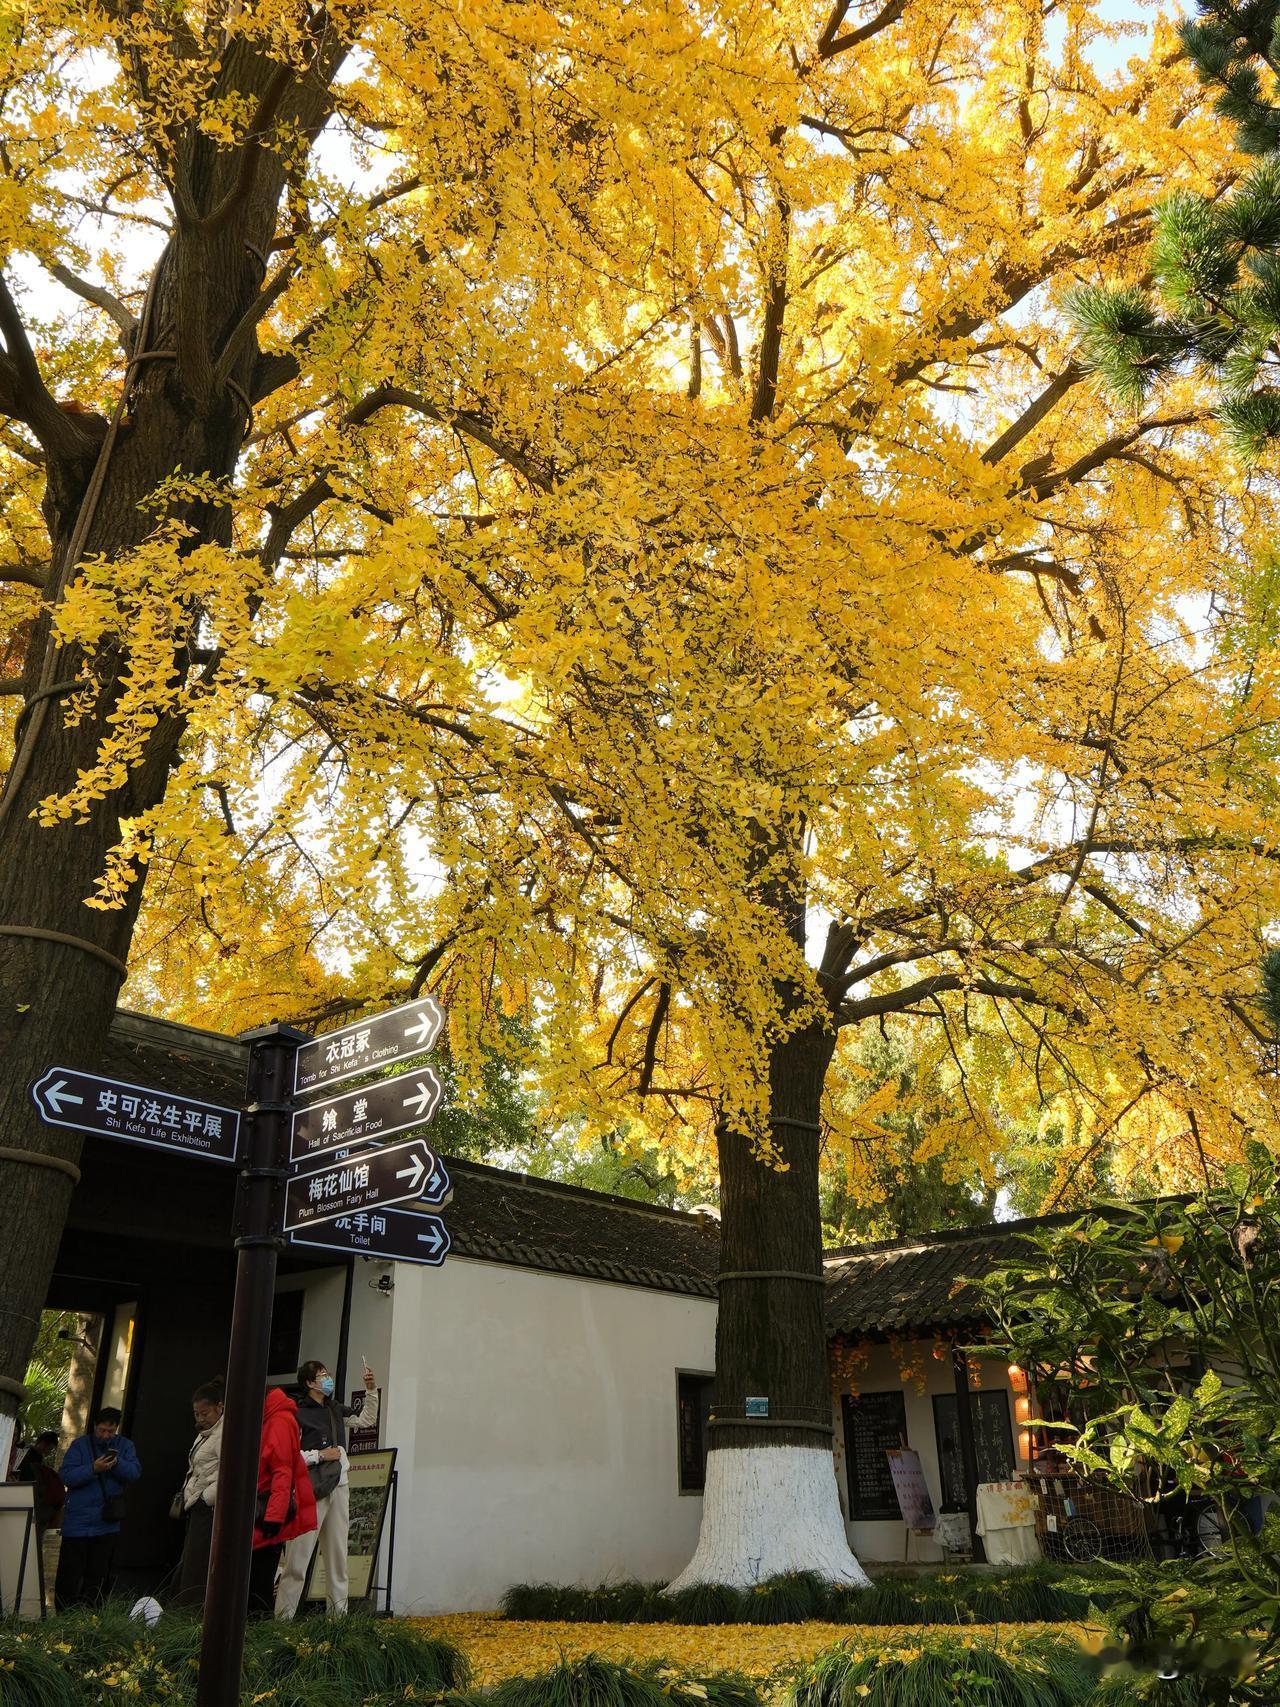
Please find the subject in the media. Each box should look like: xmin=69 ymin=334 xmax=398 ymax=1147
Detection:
xmin=275 ymin=1356 xmax=378 ymax=1618
xmin=54 ymin=1406 xmax=141 ymax=1610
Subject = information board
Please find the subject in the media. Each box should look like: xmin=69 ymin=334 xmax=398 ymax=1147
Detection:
xmin=933 ymin=1391 xmax=1015 ymax=1512
xmin=306 ymin=1448 xmax=396 ymax=1609
xmin=841 ymin=1390 xmax=908 ymax=1521
xmin=887 ymin=1447 xmax=937 ymax=1531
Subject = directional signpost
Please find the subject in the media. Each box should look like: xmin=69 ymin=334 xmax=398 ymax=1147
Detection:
xmin=30 ymin=1066 xmax=241 ymax=1164
xmin=289 ymin=1065 xmax=444 ymax=1162
xmin=283 ymin=1135 xmax=442 ymax=1234
xmin=288 ymin=1204 xmax=452 ymax=1266
xmin=293 ymin=995 xmax=445 ymax=1098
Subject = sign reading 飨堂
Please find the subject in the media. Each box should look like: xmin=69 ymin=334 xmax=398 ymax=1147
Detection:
xmin=283 ymin=1135 xmax=440 ymax=1233
xmin=30 ymin=1067 xmax=240 ymax=1165
xmin=288 ymin=1202 xmax=452 ymax=1265
xmin=289 ymin=1066 xmax=444 ymax=1161
xmin=292 ymin=996 xmax=445 ymax=1099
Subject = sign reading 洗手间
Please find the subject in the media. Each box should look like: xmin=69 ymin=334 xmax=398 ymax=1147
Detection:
xmin=30 ymin=1067 xmax=241 ymax=1164
xmin=292 ymin=996 xmax=445 ymax=1099
xmin=288 ymin=1203 xmax=452 ymax=1266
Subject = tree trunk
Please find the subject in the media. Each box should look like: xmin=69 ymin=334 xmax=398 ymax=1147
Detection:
xmin=668 ymin=1020 xmax=868 ymax=1589
xmin=0 ymin=21 xmax=345 ymax=1449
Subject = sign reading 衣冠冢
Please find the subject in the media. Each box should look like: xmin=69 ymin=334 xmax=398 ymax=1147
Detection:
xmin=292 ymin=997 xmax=445 ymax=1099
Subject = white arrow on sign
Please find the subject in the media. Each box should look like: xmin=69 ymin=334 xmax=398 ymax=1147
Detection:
xmin=395 ymin=1153 xmax=428 ymax=1193
xmin=44 ymin=1079 xmax=84 ymax=1114
xmin=417 ymin=1223 xmax=447 ymax=1255
xmin=403 ymin=1012 xmax=436 ymax=1047
xmin=402 ymin=1080 xmax=437 ymax=1118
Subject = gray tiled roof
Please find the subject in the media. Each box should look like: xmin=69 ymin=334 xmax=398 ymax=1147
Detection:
xmin=99 ymin=1009 xmax=1066 ymax=1323
xmin=822 ymin=1219 xmax=1075 ymax=1337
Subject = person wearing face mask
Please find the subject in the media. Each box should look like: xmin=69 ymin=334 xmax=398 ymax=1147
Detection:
xmin=172 ymin=1378 xmax=224 ymax=1609
xmin=54 ymin=1406 xmax=142 ymax=1610
xmin=274 ymin=1356 xmax=378 ymax=1618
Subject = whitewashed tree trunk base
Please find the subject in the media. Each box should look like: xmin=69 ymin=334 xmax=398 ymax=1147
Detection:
xmin=667 ymin=1444 xmax=871 ymax=1590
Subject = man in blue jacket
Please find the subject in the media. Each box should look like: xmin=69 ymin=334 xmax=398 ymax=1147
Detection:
xmin=54 ymin=1407 xmax=142 ymax=1610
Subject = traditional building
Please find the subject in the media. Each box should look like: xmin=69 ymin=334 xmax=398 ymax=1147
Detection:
xmin=32 ymin=1008 xmax=1038 ymax=1611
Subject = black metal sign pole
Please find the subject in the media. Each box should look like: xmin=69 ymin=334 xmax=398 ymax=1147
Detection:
xmin=197 ymin=1024 xmax=306 ymax=1707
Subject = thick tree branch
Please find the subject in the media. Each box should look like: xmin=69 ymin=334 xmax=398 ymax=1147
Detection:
xmin=981 ymin=363 xmax=1084 ymax=466
xmin=837 ymin=971 xmax=1076 ymax=1026
xmin=819 ymin=0 xmax=907 ymax=57
xmin=1026 ymin=411 xmax=1205 ymax=499
xmin=0 ymin=274 xmax=100 ymax=459
xmin=44 ymin=264 xmax=137 ymax=344
xmin=0 ymin=560 xmax=49 ymax=589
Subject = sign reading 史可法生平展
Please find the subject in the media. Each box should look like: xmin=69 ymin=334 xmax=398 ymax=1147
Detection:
xmin=29 ymin=1067 xmax=241 ymax=1164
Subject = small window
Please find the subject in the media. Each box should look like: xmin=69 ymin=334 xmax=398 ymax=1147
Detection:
xmin=933 ymin=1391 xmax=1015 ymax=1511
xmin=842 ymin=1391 xmax=908 ymax=1520
xmin=677 ymin=1372 xmax=715 ymax=1493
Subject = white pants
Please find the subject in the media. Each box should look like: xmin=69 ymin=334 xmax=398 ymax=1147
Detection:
xmin=275 ymin=1483 xmax=349 ymax=1617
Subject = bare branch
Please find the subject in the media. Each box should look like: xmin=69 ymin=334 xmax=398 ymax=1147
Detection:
xmin=0 ymin=560 xmax=48 ymax=589
xmin=819 ymin=0 xmax=907 ymax=57
xmin=44 ymin=263 xmax=137 ymax=344
xmin=0 ymin=274 xmax=100 ymax=459
xmin=981 ymin=363 xmax=1084 ymax=466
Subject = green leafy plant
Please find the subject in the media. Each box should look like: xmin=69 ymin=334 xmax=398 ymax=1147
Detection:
xmin=1066 ymin=0 xmax=1280 ymax=459
xmin=983 ymin=1155 xmax=1280 ymax=1698
xmin=0 ymin=1632 xmax=84 ymax=1707
xmin=484 ymin=1654 xmax=761 ymax=1707
xmin=786 ymin=1632 xmax=1096 ymax=1707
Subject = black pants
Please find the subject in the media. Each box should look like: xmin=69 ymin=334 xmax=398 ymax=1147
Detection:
xmin=55 ymin=1532 xmax=118 ymax=1611
xmin=172 ymin=1503 xmax=214 ymax=1610
xmin=248 ymin=1542 xmax=282 ymax=1615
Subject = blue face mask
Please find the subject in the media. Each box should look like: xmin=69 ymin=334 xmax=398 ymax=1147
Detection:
xmin=317 ymin=1376 xmax=335 ymax=1398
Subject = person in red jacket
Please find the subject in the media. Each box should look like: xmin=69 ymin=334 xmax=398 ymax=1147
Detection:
xmin=249 ymin=1388 xmax=317 ymax=1613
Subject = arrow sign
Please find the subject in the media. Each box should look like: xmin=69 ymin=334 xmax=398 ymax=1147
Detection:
xmin=283 ymin=1135 xmax=440 ymax=1233
xmin=293 ymin=996 xmax=446 ymax=1100
xmin=288 ymin=1205 xmax=452 ymax=1267
xmin=30 ymin=1067 xmax=241 ymax=1166
xmin=289 ymin=1066 xmax=444 ymax=1162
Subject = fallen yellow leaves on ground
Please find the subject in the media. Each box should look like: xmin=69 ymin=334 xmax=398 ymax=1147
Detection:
xmin=414 ymin=1615 xmax=1093 ymax=1685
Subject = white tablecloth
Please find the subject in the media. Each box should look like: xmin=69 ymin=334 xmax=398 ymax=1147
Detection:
xmin=975 ymin=1480 xmax=1042 ymax=1566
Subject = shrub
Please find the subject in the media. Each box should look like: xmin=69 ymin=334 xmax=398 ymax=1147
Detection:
xmin=786 ymin=1632 xmax=1096 ymax=1707
xmin=743 ymin=1572 xmax=831 ymax=1625
xmin=243 ymin=1612 xmax=470 ymax=1697
xmin=0 ymin=1632 xmax=83 ymax=1707
xmin=485 ymin=1654 xmax=762 ymax=1707
xmin=660 ymin=1582 xmax=745 ymax=1624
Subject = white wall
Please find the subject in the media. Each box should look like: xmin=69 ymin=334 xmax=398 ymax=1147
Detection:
xmin=272 ymin=1258 xmax=397 ymax=1409
xmin=832 ymin=1340 xmax=1020 ymax=1562
xmin=385 ymin=1257 xmax=718 ymax=1613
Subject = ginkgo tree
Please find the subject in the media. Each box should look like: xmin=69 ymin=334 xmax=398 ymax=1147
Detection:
xmin=3 ymin=0 xmax=1280 ymax=1587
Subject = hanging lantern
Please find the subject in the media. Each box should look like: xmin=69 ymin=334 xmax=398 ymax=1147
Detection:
xmin=1008 ymin=1364 xmax=1029 ymax=1394
xmin=1017 ymin=1429 xmax=1032 ymax=1460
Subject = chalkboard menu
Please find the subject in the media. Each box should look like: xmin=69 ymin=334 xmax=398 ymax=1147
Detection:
xmin=933 ymin=1391 xmax=1014 ymax=1511
xmin=842 ymin=1391 xmax=908 ymax=1520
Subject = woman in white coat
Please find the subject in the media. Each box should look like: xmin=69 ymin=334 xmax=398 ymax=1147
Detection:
xmin=173 ymin=1379 xmax=224 ymax=1609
